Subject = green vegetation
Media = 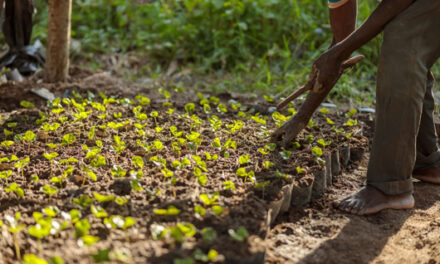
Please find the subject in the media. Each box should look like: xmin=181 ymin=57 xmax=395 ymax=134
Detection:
xmin=23 ymin=0 xmax=440 ymax=105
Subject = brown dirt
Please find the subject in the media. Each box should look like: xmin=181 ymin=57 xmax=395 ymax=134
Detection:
xmin=266 ymin=153 xmax=440 ymax=264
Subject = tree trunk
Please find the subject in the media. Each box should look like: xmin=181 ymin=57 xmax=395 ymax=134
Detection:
xmin=44 ymin=0 xmax=72 ymax=83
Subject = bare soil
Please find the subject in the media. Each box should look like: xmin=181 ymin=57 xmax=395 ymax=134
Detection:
xmin=266 ymin=154 xmax=440 ymax=264
xmin=1 ymin=67 xmax=437 ymax=264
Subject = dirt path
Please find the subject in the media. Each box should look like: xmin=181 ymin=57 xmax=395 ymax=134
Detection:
xmin=266 ymin=154 xmax=440 ymax=264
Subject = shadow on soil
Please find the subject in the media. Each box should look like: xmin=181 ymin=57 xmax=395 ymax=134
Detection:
xmin=296 ymin=181 xmax=440 ymax=264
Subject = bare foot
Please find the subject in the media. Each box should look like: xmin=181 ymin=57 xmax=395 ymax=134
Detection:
xmin=337 ymin=185 xmax=414 ymax=215
xmin=413 ymin=167 xmax=440 ymax=184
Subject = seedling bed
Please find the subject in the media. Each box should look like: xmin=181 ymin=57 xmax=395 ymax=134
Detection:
xmin=0 ymin=76 xmax=369 ymax=263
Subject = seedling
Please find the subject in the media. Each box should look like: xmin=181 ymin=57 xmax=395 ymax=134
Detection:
xmin=153 ymin=205 xmax=181 ymax=216
xmin=5 ymin=213 xmax=26 ymax=260
xmin=0 ymin=170 xmax=12 ymax=184
xmin=5 ymin=183 xmax=24 ymax=198
xmin=42 ymin=185 xmax=58 ymax=198
xmin=228 ymin=226 xmax=249 ymax=242
xmin=280 ymin=150 xmax=292 ymax=161
xmin=81 ymin=166 xmax=97 ymax=185
xmin=184 ymin=103 xmax=196 ymax=115
xmin=194 ymin=248 xmax=218 ymax=262
xmin=22 ymin=130 xmax=36 ymax=152
xmin=14 ymin=157 xmax=30 ymax=178
xmin=44 ymin=152 xmax=59 ymax=177
xmin=238 ymin=154 xmax=251 ymax=165
xmin=223 ymin=181 xmax=236 ymax=191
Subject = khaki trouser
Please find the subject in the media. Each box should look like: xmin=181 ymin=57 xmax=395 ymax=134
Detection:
xmin=367 ymin=0 xmax=440 ymax=195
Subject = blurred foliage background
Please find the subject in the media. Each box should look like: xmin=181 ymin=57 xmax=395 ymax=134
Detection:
xmin=12 ymin=0 xmax=440 ymax=105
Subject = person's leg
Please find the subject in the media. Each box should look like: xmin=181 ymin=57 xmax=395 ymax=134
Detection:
xmin=412 ymin=72 xmax=440 ymax=184
xmin=338 ymin=0 xmax=440 ymax=215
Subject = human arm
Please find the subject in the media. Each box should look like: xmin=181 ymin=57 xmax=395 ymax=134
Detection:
xmin=314 ymin=0 xmax=415 ymax=90
xmin=329 ymin=0 xmax=357 ymax=45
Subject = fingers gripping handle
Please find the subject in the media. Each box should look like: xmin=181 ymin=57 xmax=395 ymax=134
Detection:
xmin=276 ymin=55 xmax=364 ymax=110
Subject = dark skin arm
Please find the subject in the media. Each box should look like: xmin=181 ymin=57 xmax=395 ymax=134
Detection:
xmin=314 ymin=0 xmax=415 ymax=91
xmin=329 ymin=0 xmax=357 ymax=45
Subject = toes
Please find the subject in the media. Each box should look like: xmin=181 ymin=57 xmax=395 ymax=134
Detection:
xmin=337 ymin=198 xmax=354 ymax=212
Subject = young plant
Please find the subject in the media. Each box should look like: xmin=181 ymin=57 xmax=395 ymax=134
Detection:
xmin=5 ymin=213 xmax=26 ymax=260
xmin=44 ymin=152 xmax=59 ymax=177
xmin=22 ymin=130 xmax=36 ymax=152
xmin=5 ymin=183 xmax=24 ymax=198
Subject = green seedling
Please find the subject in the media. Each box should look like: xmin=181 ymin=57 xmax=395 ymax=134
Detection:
xmin=194 ymin=205 xmax=206 ymax=219
xmin=20 ymin=100 xmax=35 ymax=108
xmin=272 ymin=112 xmax=288 ymax=126
xmin=228 ymin=226 xmax=249 ymax=242
xmin=250 ymin=114 xmax=266 ymax=125
xmin=344 ymin=118 xmax=358 ymax=127
xmin=136 ymin=94 xmax=150 ymax=106
xmin=104 ymin=215 xmax=136 ymax=232
xmin=262 ymin=161 xmax=274 ymax=169
xmin=201 ymin=227 xmax=217 ymax=243
xmin=235 ymin=168 xmax=255 ymax=182
xmin=227 ymin=120 xmax=244 ymax=133
xmin=42 ymin=185 xmax=58 ymax=198
xmin=5 ymin=183 xmax=24 ymax=198
xmin=317 ymin=139 xmax=332 ymax=148
xmin=6 ymin=213 xmax=26 ymax=260
xmin=79 ymin=235 xmax=100 ymax=247
xmin=73 ymin=195 xmax=93 ymax=210
xmin=14 ymin=157 xmax=30 ymax=178
xmin=194 ymin=248 xmax=218 ymax=262
xmin=326 ymin=117 xmax=335 ymax=125
xmin=258 ymin=143 xmax=276 ymax=155
xmin=320 ymin=107 xmax=330 ymax=115
xmin=280 ymin=150 xmax=292 ymax=161
xmin=346 ymin=108 xmax=358 ymax=118
xmin=208 ymin=115 xmax=222 ymax=131
xmin=0 ymin=170 xmax=12 ymax=184
xmin=199 ymin=192 xmax=219 ymax=206
xmin=22 ymin=130 xmax=36 ymax=152
xmin=93 ymin=192 xmax=115 ymax=203
xmin=305 ymin=134 xmax=314 ymax=143
xmin=153 ymin=205 xmax=181 ymax=216
xmin=44 ymin=152 xmax=59 ymax=177
xmin=90 ymin=155 xmax=106 ymax=168
xmin=238 ymin=154 xmax=251 ymax=165
xmin=184 ymin=103 xmax=196 ymax=115
xmin=169 ymin=222 xmax=197 ymax=243
xmin=296 ymin=167 xmax=306 ymax=174
xmin=1 ymin=140 xmax=14 ymax=147
xmin=91 ymin=205 xmax=108 ymax=218
xmin=23 ymin=254 xmax=47 ymax=264
xmin=312 ymin=146 xmax=323 ymax=158
xmin=216 ymin=103 xmax=228 ymax=113
xmin=81 ymin=166 xmax=97 ymax=185
xmin=61 ymin=133 xmax=76 ymax=146
xmin=111 ymin=165 xmax=127 ymax=178
xmin=223 ymin=180 xmax=236 ymax=191
xmin=150 ymin=110 xmax=159 ymax=126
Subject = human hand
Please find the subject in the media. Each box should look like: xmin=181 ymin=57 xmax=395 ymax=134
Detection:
xmin=310 ymin=47 xmax=346 ymax=93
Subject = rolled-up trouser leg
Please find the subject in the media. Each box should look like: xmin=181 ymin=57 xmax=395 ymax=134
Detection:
xmin=414 ymin=72 xmax=440 ymax=171
xmin=367 ymin=0 xmax=440 ymax=196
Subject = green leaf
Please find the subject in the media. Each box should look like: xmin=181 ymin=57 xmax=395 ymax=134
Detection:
xmin=93 ymin=193 xmax=115 ymax=203
xmin=199 ymin=192 xmax=219 ymax=206
xmin=20 ymin=100 xmax=35 ymax=108
xmin=23 ymin=254 xmax=48 ymax=264
xmin=228 ymin=226 xmax=249 ymax=242
xmin=201 ymin=227 xmax=217 ymax=243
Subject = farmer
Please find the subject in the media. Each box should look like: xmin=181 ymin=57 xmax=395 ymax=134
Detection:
xmin=310 ymin=0 xmax=439 ymax=215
